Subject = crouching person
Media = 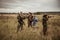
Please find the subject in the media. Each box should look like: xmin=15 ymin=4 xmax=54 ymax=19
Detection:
xmin=32 ymin=16 xmax=38 ymax=27
xmin=32 ymin=16 xmax=38 ymax=32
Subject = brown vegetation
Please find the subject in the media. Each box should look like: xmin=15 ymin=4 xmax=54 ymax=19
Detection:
xmin=0 ymin=14 xmax=60 ymax=40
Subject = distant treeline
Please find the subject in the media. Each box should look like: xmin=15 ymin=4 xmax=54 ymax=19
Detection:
xmin=0 ymin=12 xmax=60 ymax=15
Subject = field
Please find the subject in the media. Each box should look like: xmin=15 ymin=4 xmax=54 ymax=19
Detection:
xmin=0 ymin=14 xmax=60 ymax=40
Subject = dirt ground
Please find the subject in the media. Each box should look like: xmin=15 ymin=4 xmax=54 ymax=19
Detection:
xmin=0 ymin=14 xmax=60 ymax=40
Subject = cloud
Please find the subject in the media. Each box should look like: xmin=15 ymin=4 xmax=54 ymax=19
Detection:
xmin=0 ymin=0 xmax=60 ymax=12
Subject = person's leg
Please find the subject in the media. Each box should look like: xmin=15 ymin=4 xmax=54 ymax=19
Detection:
xmin=45 ymin=24 xmax=47 ymax=35
xmin=30 ymin=21 xmax=33 ymax=27
xmin=43 ymin=24 xmax=47 ymax=35
xmin=21 ymin=24 xmax=23 ymax=31
xmin=17 ymin=24 xmax=20 ymax=32
xmin=28 ymin=21 xmax=30 ymax=27
xmin=43 ymin=26 xmax=45 ymax=35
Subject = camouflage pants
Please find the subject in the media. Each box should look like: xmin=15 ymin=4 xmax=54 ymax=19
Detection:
xmin=17 ymin=23 xmax=23 ymax=32
xmin=43 ymin=23 xmax=47 ymax=35
xmin=28 ymin=21 xmax=32 ymax=27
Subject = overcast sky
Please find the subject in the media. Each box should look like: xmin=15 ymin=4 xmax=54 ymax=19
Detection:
xmin=0 ymin=0 xmax=60 ymax=13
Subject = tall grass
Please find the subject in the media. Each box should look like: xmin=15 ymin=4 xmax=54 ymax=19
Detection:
xmin=0 ymin=15 xmax=60 ymax=40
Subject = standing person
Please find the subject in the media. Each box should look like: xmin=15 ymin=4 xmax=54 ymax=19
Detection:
xmin=17 ymin=12 xmax=25 ymax=32
xmin=28 ymin=12 xmax=33 ymax=28
xmin=42 ymin=14 xmax=48 ymax=35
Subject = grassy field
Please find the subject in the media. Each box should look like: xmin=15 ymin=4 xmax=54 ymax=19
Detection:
xmin=0 ymin=14 xmax=60 ymax=40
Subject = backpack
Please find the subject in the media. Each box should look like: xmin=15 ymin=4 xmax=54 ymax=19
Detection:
xmin=33 ymin=17 xmax=38 ymax=22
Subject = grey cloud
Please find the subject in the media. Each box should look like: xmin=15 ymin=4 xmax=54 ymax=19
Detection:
xmin=0 ymin=0 xmax=28 ymax=8
xmin=57 ymin=0 xmax=60 ymax=8
xmin=0 ymin=0 xmax=60 ymax=12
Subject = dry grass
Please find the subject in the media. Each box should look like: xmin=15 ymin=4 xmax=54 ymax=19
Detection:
xmin=0 ymin=14 xmax=60 ymax=40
